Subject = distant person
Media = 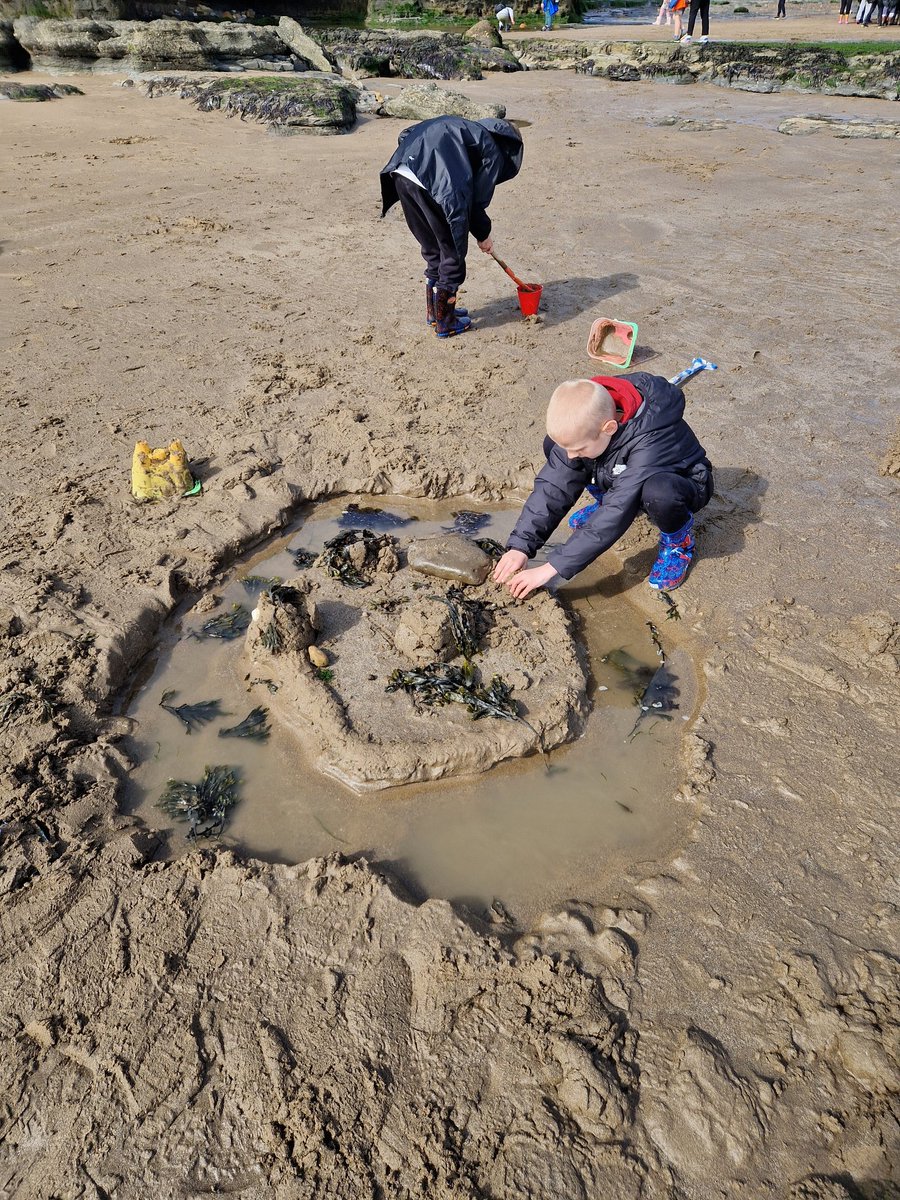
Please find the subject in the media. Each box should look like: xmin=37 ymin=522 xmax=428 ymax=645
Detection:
xmin=838 ymin=0 xmax=852 ymax=21
xmin=541 ymin=0 xmax=559 ymax=29
xmin=774 ymin=0 xmax=786 ymax=17
xmin=493 ymin=374 xmax=714 ymax=597
xmin=380 ymin=116 xmax=524 ymax=339
xmin=669 ymin=0 xmax=689 ymax=39
xmin=495 ymin=2 xmax=515 ymax=31
xmin=654 ymin=0 xmax=674 ymax=26
xmin=680 ymin=0 xmax=710 ymax=42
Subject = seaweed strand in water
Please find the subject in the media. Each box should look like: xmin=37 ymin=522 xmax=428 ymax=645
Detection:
xmin=199 ymin=604 xmax=251 ymax=641
xmin=159 ymin=690 xmax=224 ymax=734
xmin=291 ymin=548 xmax=316 ymax=569
xmin=157 ymin=764 xmax=240 ymax=839
xmin=218 ymin=706 xmax=271 ymax=741
xmin=337 ymin=502 xmax=417 ymax=531
xmin=242 ymin=575 xmax=282 ymax=594
xmin=444 ymin=510 xmax=490 ymax=537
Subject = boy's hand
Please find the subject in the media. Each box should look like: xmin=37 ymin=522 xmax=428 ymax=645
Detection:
xmin=504 ymin=562 xmax=558 ymax=599
xmin=493 ymin=549 xmax=528 ymax=583
xmin=477 ymin=237 xmax=494 ymax=254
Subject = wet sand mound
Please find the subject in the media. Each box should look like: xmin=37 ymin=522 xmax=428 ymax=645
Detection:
xmin=244 ymin=554 xmax=588 ymax=791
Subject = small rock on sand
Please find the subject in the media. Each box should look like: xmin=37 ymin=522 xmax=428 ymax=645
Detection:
xmin=407 ymin=534 xmax=492 ymax=585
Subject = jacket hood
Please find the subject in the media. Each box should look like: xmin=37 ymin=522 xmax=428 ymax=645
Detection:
xmin=476 ymin=118 xmax=524 ymax=183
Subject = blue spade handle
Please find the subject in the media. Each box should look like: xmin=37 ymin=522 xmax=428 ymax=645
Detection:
xmin=669 ymin=357 xmax=718 ymax=387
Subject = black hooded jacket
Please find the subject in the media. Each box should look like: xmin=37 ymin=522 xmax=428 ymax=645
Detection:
xmin=380 ymin=116 xmax=524 ymax=258
xmin=506 ymin=373 xmax=712 ymax=580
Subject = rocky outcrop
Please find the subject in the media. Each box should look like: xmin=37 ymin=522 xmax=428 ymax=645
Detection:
xmin=778 ymin=113 xmax=900 ymax=138
xmin=511 ymin=37 xmax=900 ymax=101
xmin=315 ymin=26 xmax=520 ymax=80
xmin=12 ymin=16 xmax=297 ymax=72
xmin=463 ymin=18 xmax=503 ymax=47
xmin=380 ymin=79 xmax=505 ymax=120
xmin=277 ymin=15 xmax=336 ymax=74
xmin=141 ymin=73 xmax=358 ymax=133
xmin=0 ymin=80 xmax=83 ymax=98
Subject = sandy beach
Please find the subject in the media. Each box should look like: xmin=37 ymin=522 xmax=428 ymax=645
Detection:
xmin=1 ymin=39 xmax=898 ymax=1199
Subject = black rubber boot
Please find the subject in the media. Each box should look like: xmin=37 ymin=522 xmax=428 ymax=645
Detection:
xmin=427 ymin=280 xmax=467 ymax=326
xmin=434 ymin=287 xmax=472 ymax=338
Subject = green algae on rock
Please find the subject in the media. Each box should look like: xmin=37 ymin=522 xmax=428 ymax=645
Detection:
xmin=141 ymin=74 xmax=359 ymax=134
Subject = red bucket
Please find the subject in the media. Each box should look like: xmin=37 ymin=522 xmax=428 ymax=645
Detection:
xmin=517 ymin=283 xmax=542 ymax=317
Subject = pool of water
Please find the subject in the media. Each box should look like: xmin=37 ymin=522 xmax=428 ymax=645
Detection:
xmin=121 ymin=495 xmax=698 ymax=927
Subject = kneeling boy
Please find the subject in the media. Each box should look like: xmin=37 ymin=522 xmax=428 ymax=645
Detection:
xmin=494 ymin=373 xmax=713 ymax=598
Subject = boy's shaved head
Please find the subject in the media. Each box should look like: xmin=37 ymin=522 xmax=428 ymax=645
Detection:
xmin=546 ymin=379 xmax=616 ymax=445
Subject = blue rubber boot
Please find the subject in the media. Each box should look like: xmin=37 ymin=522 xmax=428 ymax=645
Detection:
xmin=427 ymin=280 xmax=467 ymax=326
xmin=568 ymin=485 xmax=605 ymax=529
xmin=648 ymin=516 xmax=695 ymax=590
xmin=434 ymin=287 xmax=472 ymax=338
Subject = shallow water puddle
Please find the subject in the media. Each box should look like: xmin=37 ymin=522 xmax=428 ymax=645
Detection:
xmin=122 ymin=496 xmax=697 ymax=927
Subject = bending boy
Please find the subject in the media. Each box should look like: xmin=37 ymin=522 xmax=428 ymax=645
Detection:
xmin=380 ymin=116 xmax=524 ymax=338
xmin=494 ymin=373 xmax=713 ymax=597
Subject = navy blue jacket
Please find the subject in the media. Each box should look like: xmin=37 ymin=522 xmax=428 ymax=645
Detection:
xmin=380 ymin=116 xmax=524 ymax=258
xmin=507 ymin=373 xmax=712 ymax=580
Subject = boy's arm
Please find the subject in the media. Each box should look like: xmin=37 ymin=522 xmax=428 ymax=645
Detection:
xmin=545 ymin=441 xmax=664 ymax=579
xmin=506 ymin=437 xmax=591 ymax=558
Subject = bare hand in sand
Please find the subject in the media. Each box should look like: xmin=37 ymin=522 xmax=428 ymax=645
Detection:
xmin=504 ymin=562 xmax=558 ymax=599
xmin=493 ymin=549 xmax=528 ymax=582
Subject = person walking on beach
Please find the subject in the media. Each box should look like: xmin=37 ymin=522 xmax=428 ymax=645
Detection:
xmin=669 ymin=0 xmax=688 ymax=39
xmin=680 ymin=0 xmax=710 ymax=42
xmin=654 ymin=0 xmax=673 ymax=26
xmin=838 ymin=0 xmax=852 ymax=22
xmin=541 ymin=0 xmax=559 ymax=30
xmin=380 ymin=116 xmax=524 ymax=339
xmin=774 ymin=0 xmax=786 ymax=18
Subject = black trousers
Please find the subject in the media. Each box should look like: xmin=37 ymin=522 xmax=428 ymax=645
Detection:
xmin=686 ymin=0 xmax=710 ymax=34
xmin=839 ymin=0 xmax=852 ymax=12
xmin=394 ymin=175 xmax=466 ymax=292
xmin=639 ymin=467 xmax=713 ymax=534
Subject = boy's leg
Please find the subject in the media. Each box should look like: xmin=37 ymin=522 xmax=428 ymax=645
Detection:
xmin=394 ymin=178 xmax=469 ymax=330
xmin=640 ymin=470 xmax=710 ymax=590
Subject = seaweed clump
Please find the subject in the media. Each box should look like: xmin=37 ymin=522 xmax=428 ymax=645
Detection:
xmin=159 ymin=691 xmax=223 ymax=734
xmin=219 ymin=706 xmax=271 ymax=741
xmin=317 ymin=529 xmax=398 ymax=588
xmin=157 ymin=764 xmax=240 ymax=839
xmin=386 ymin=662 xmax=520 ymax=724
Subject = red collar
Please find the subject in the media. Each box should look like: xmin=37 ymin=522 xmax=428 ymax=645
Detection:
xmin=591 ymin=376 xmax=643 ymax=424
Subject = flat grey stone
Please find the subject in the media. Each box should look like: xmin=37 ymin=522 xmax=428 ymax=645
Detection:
xmin=407 ymin=535 xmax=492 ymax=586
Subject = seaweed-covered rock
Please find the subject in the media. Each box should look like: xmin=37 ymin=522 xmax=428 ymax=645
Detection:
xmin=510 ymin=37 xmax=900 ymax=101
xmin=276 ymin=17 xmax=337 ymax=75
xmin=316 ymin=26 xmax=519 ymax=81
xmin=381 ymin=80 xmax=505 ymax=120
xmin=0 ymin=81 xmax=83 ymax=100
xmin=141 ymin=74 xmax=358 ymax=135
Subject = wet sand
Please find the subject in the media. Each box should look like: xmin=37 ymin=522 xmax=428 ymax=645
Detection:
xmin=0 ymin=53 xmax=898 ymax=1199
